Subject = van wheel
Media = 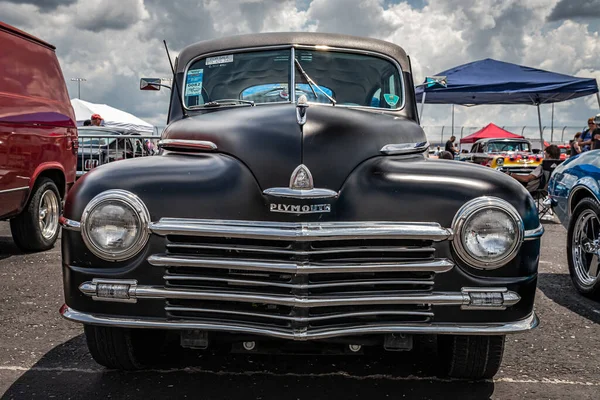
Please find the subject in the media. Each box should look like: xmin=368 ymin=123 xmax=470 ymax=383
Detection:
xmin=10 ymin=177 xmax=61 ymax=252
xmin=438 ymin=335 xmax=505 ymax=379
xmin=84 ymin=325 xmax=165 ymax=370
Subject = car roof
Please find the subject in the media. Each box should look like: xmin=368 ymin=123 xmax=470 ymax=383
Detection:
xmin=77 ymin=126 xmax=139 ymax=135
xmin=0 ymin=21 xmax=55 ymax=50
xmin=475 ymin=138 xmax=530 ymax=144
xmin=176 ymin=32 xmax=410 ymax=72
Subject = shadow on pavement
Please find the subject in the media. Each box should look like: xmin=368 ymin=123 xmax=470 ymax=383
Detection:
xmin=2 ymin=334 xmax=495 ymax=400
xmin=0 ymin=235 xmax=22 ymax=260
xmin=537 ymin=272 xmax=600 ymax=324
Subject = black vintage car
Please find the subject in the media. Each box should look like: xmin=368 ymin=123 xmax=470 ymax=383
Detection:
xmin=60 ymin=33 xmax=542 ymax=379
xmin=77 ymin=126 xmax=149 ymax=177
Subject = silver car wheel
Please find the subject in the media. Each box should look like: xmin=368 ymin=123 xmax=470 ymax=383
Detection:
xmin=39 ymin=189 xmax=59 ymax=240
xmin=572 ymin=209 xmax=600 ymax=287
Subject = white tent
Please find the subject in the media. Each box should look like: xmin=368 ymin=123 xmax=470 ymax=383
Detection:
xmin=71 ymin=98 xmax=155 ymax=134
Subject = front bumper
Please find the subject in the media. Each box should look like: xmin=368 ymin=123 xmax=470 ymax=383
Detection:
xmin=60 ymin=305 xmax=539 ymax=340
xmin=61 ymin=217 xmax=542 ymax=339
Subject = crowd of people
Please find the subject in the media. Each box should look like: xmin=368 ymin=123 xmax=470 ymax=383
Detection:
xmin=570 ymin=114 xmax=600 ymax=155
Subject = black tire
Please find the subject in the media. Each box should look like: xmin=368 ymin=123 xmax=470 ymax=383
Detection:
xmin=10 ymin=177 xmax=61 ymax=252
xmin=438 ymin=335 xmax=505 ymax=380
xmin=567 ymin=197 xmax=600 ymax=299
xmin=84 ymin=325 xmax=165 ymax=370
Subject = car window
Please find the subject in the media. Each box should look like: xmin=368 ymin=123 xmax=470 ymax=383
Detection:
xmin=184 ymin=48 xmax=404 ymax=109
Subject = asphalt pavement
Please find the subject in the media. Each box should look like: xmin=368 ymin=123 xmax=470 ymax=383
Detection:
xmin=1 ymin=220 xmax=599 ymax=399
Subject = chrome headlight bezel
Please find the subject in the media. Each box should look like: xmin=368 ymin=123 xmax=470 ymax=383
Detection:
xmin=80 ymin=189 xmax=150 ymax=262
xmin=495 ymin=157 xmax=504 ymax=166
xmin=451 ymin=196 xmax=524 ymax=270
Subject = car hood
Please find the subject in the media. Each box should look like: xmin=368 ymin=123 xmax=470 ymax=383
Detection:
xmin=162 ymin=104 xmax=426 ymax=190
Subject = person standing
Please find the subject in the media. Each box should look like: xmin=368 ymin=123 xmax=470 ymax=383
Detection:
xmin=445 ymin=135 xmax=458 ymax=154
xmin=90 ymin=114 xmax=103 ymax=127
xmin=579 ymin=117 xmax=595 ymax=152
xmin=570 ymin=132 xmax=582 ymax=156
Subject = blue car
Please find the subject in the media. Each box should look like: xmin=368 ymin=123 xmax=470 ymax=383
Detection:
xmin=548 ymin=150 xmax=600 ymax=298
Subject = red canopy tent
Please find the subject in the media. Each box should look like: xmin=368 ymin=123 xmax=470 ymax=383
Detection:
xmin=460 ymin=123 xmax=524 ymax=144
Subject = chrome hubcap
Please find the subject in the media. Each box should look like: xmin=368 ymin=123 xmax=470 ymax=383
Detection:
xmin=572 ymin=209 xmax=600 ymax=287
xmin=39 ymin=190 xmax=59 ymax=240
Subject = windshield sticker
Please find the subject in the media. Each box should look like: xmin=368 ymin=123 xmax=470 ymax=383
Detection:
xmin=185 ymin=69 xmax=203 ymax=96
xmin=206 ymin=55 xmax=233 ymax=66
xmin=384 ymin=93 xmax=399 ymax=107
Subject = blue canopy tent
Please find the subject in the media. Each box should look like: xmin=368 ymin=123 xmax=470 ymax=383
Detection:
xmin=415 ymin=58 xmax=599 ymax=147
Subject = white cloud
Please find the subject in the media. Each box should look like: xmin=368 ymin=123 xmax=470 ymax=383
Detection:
xmin=0 ymin=0 xmax=598 ymax=140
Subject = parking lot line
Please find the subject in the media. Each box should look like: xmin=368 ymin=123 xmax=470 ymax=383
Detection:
xmin=1 ymin=365 xmax=599 ymax=386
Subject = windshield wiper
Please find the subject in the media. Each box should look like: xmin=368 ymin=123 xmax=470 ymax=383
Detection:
xmin=294 ymin=58 xmax=337 ymax=105
xmin=190 ymin=99 xmax=255 ymax=108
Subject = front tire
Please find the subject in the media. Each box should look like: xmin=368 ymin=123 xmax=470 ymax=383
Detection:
xmin=567 ymin=197 xmax=600 ymax=298
xmin=438 ymin=335 xmax=505 ymax=379
xmin=10 ymin=177 xmax=61 ymax=252
xmin=84 ymin=325 xmax=165 ymax=370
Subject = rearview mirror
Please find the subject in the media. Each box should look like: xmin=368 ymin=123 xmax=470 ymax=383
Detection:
xmin=140 ymin=78 xmax=162 ymax=91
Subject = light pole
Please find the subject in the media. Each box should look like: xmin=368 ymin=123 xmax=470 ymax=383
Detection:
xmin=71 ymin=78 xmax=86 ymax=99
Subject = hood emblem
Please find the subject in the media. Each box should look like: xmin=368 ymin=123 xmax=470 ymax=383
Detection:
xmin=263 ymin=164 xmax=338 ymax=201
xmin=290 ymin=164 xmax=313 ymax=190
xmin=296 ymin=94 xmax=308 ymax=126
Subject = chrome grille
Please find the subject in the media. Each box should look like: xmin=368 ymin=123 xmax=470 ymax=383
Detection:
xmin=148 ymin=219 xmax=454 ymax=337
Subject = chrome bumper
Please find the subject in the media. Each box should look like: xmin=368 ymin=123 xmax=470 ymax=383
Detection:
xmin=60 ymin=306 xmax=539 ymax=339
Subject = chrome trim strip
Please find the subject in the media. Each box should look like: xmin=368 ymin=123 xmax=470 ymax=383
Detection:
xmin=263 ymin=187 xmax=338 ymax=199
xmin=158 ymin=139 xmax=217 ymax=151
xmin=290 ymin=46 xmax=295 ymax=102
xmin=524 ymin=224 xmax=544 ymax=241
xmin=61 ymin=307 xmax=539 ymax=339
xmin=164 ymin=306 xmax=434 ymax=321
xmin=181 ymin=44 xmax=406 ymax=112
xmin=166 ymin=242 xmax=436 ymax=256
xmin=149 ymin=219 xmax=454 ymax=242
xmin=380 ymin=142 xmax=430 ymax=155
xmin=0 ymin=186 xmax=28 ymax=194
xmin=82 ymin=284 xmax=469 ymax=307
xmin=149 ymin=255 xmax=455 ymax=274
xmin=59 ymin=216 xmax=81 ymax=232
xmin=163 ymin=275 xmax=435 ymax=289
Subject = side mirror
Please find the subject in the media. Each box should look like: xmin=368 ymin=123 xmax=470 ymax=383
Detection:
xmin=532 ymin=149 xmax=541 ymax=154
xmin=140 ymin=78 xmax=163 ymax=91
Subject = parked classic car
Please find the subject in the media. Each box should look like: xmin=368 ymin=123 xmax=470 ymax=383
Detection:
xmin=77 ymin=126 xmax=149 ymax=177
xmin=548 ymin=149 xmax=600 ymax=298
xmin=59 ymin=33 xmax=542 ymax=379
xmin=461 ymin=138 xmax=543 ymax=174
xmin=0 ymin=22 xmax=77 ymax=251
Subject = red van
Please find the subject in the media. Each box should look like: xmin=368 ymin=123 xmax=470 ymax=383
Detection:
xmin=0 ymin=22 xmax=77 ymax=251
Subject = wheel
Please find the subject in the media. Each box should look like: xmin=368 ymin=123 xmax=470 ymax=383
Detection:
xmin=10 ymin=177 xmax=61 ymax=252
xmin=84 ymin=325 xmax=165 ymax=370
xmin=567 ymin=197 xmax=600 ymax=298
xmin=438 ymin=335 xmax=505 ymax=379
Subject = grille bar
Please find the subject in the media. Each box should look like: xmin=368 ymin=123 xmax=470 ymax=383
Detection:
xmin=163 ymin=275 xmax=435 ymax=289
xmin=165 ymin=306 xmax=434 ymax=321
xmin=150 ymin=218 xmax=453 ymax=242
xmin=166 ymin=242 xmax=436 ymax=256
xmin=133 ymin=286 xmax=468 ymax=307
xmin=149 ymin=255 xmax=454 ymax=274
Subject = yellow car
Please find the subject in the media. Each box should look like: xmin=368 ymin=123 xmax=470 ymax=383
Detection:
xmin=464 ymin=138 xmax=542 ymax=173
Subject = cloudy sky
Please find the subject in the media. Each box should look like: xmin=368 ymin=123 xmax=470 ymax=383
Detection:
xmin=2 ymin=0 xmax=600 ymax=140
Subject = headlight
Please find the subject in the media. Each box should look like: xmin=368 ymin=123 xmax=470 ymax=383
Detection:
xmin=451 ymin=197 xmax=524 ymax=269
xmin=80 ymin=190 xmax=150 ymax=261
xmin=496 ymin=157 xmax=504 ymax=166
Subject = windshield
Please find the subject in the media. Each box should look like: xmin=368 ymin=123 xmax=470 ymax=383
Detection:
xmin=184 ymin=48 xmax=403 ymax=109
xmin=487 ymin=141 xmax=531 ymax=152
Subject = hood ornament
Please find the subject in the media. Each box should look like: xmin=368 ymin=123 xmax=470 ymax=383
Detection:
xmin=263 ymin=164 xmax=338 ymax=200
xmin=296 ymin=94 xmax=308 ymax=126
